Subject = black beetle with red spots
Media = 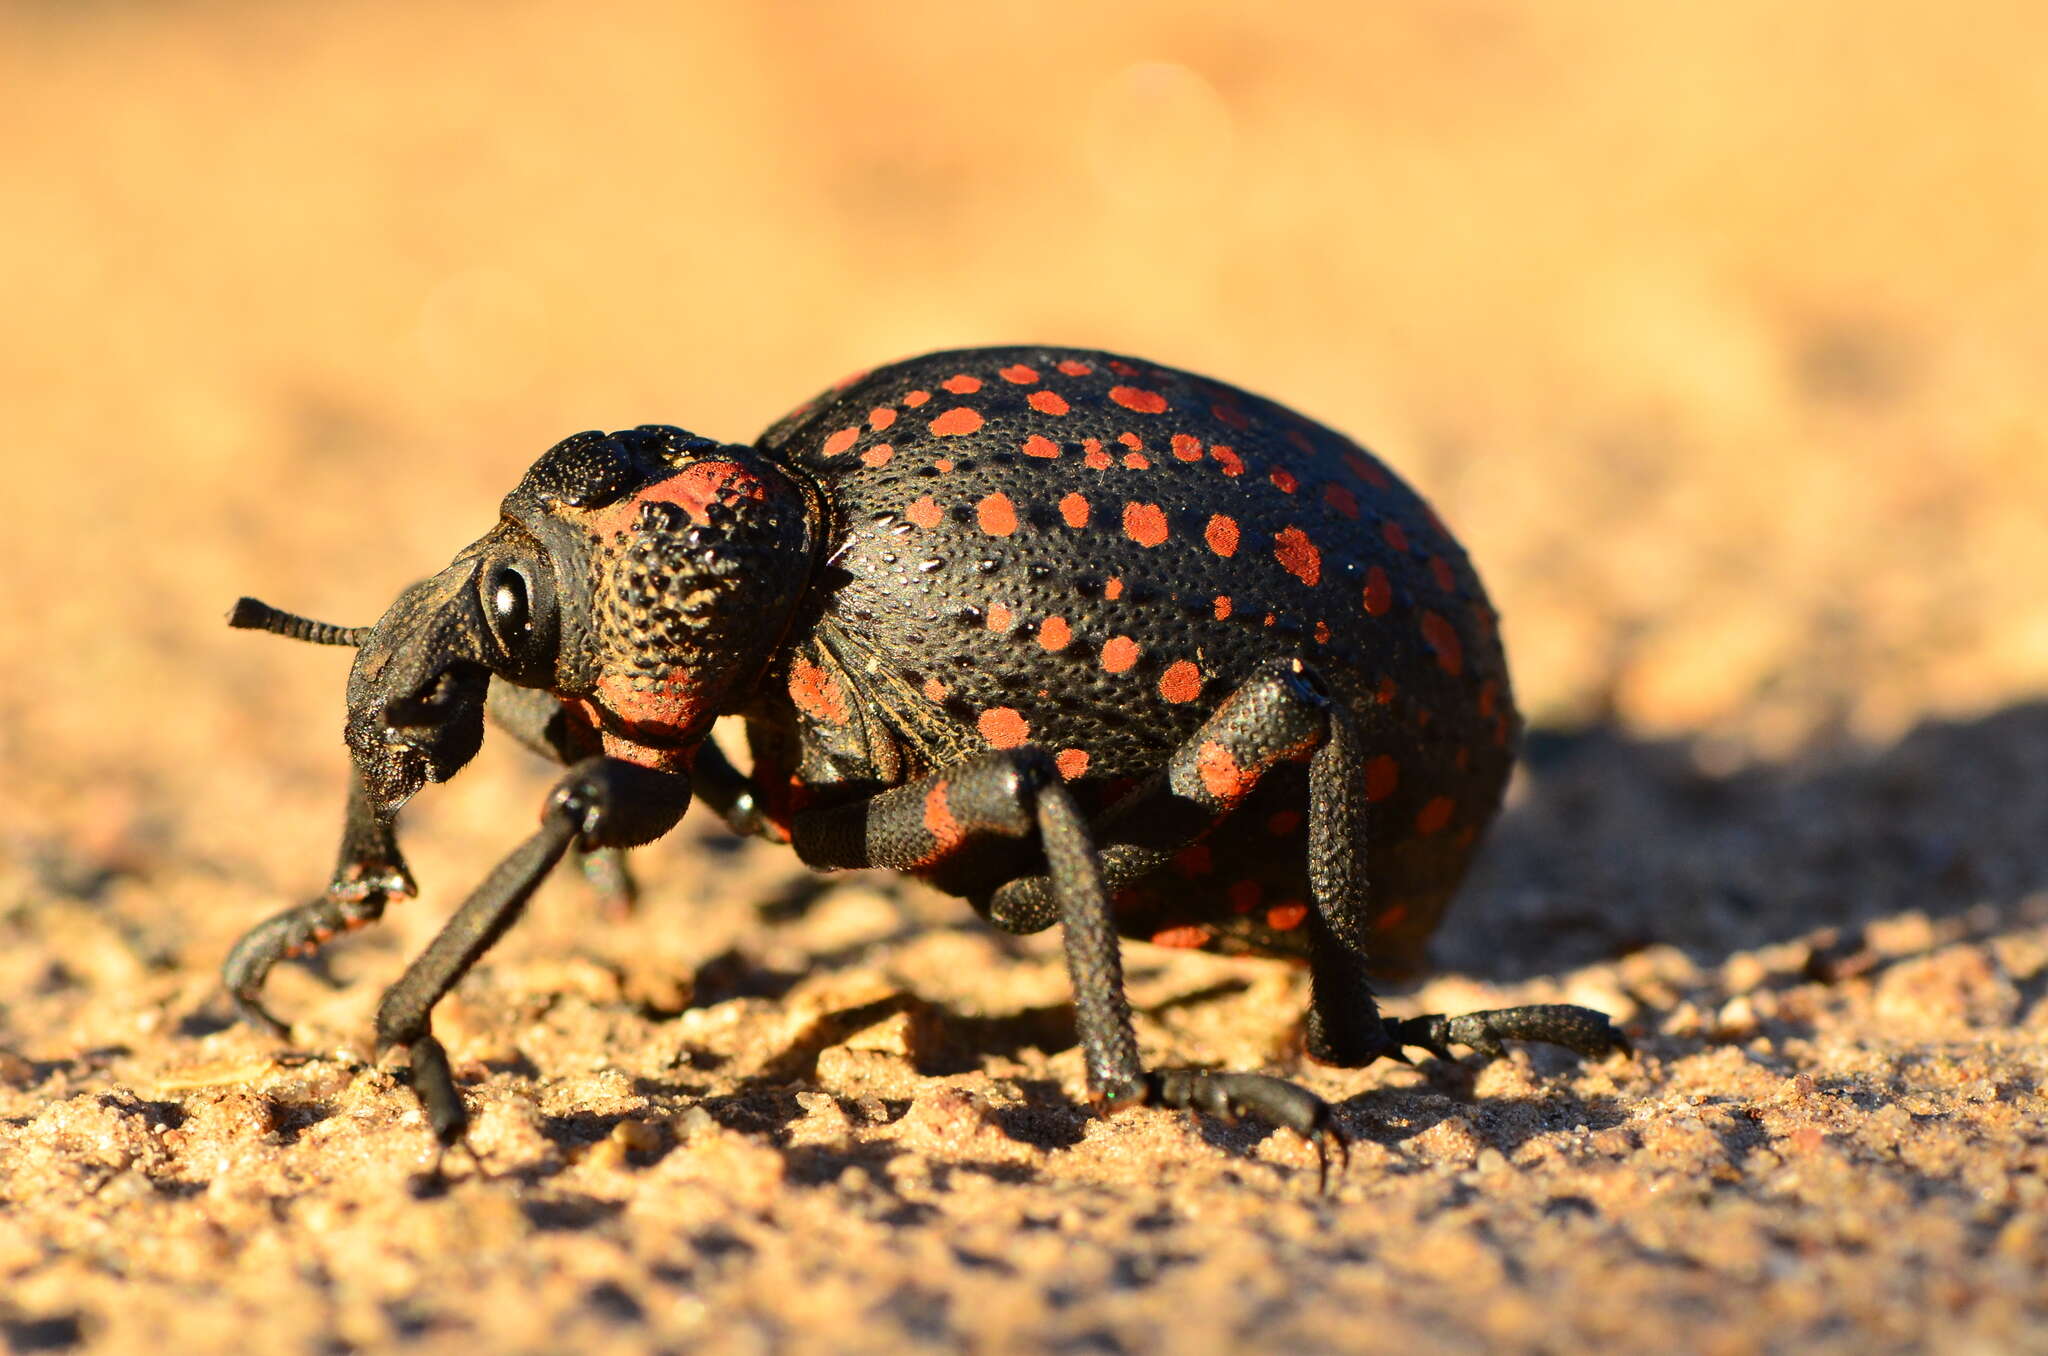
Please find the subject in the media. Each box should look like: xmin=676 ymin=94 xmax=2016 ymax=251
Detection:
xmin=224 ymin=347 xmax=1626 ymax=1185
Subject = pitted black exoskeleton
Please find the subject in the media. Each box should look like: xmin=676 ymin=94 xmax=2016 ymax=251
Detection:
xmin=229 ymin=347 xmax=1627 ymax=1184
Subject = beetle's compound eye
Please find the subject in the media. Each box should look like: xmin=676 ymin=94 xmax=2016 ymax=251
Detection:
xmin=487 ymin=566 xmax=531 ymax=644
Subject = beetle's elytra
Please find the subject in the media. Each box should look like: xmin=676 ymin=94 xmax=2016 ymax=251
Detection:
xmin=227 ymin=346 xmax=1626 ymax=1184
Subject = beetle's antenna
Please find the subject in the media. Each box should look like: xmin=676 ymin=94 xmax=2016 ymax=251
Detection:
xmin=228 ymin=596 xmax=372 ymax=647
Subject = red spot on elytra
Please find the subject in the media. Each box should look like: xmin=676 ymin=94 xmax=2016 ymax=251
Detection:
xmin=1366 ymin=755 xmax=1399 ymax=802
xmin=1059 ymin=492 xmax=1090 ymax=527
xmin=1171 ymin=433 xmax=1202 ymax=461
xmin=1122 ymin=451 xmax=1151 ymax=470
xmin=823 ymin=427 xmax=859 ymax=457
xmin=1210 ymin=444 xmax=1244 ymax=476
xmin=942 ymin=373 xmax=982 ymax=394
xmin=1029 ymin=390 xmax=1070 ymax=416
xmin=1001 ymin=364 xmax=1039 ymax=384
xmin=1416 ymin=796 xmax=1455 ymax=836
xmin=1038 ymin=616 xmax=1072 ymax=650
xmin=1266 ymin=901 xmax=1309 ymax=931
xmin=1057 ymin=359 xmax=1093 ymax=376
xmin=1205 ymin=514 xmax=1239 ymax=557
xmin=869 ymin=407 xmax=897 ymax=431
xmin=1056 ymin=747 xmax=1090 ymax=779
xmin=1381 ymin=519 xmax=1410 ymax=552
xmin=1268 ymin=810 xmax=1302 ymax=836
xmin=978 ymin=707 xmax=1030 ymax=749
xmin=1118 ymin=432 xmax=1143 ymax=449
xmin=1101 ymin=635 xmax=1140 ymax=673
xmin=977 ymin=492 xmax=1019 ymax=536
xmin=1322 ymin=484 xmax=1359 ymax=518
xmin=1110 ymin=385 xmax=1167 ymax=413
xmin=1429 ymin=556 xmax=1456 ymax=591
xmin=1150 ymin=925 xmax=1214 ymax=950
xmin=921 ymin=676 xmax=948 ymax=702
xmin=904 ymin=389 xmax=931 ymax=407
xmin=1420 ymin=611 xmax=1463 ymax=675
xmin=906 ymin=496 xmax=943 ymax=530
xmin=1363 ymin=566 xmax=1392 ymax=615
xmin=1344 ymin=449 xmax=1391 ymax=488
xmin=1083 ymin=442 xmax=1112 ymax=470
xmin=1274 ymin=526 xmax=1322 ymax=586
xmin=1477 ymin=679 xmax=1499 ymax=718
xmin=1022 ymin=434 xmax=1060 ymax=459
xmin=1123 ymin=502 xmax=1168 ymax=547
xmin=1212 ymin=594 xmax=1232 ymax=620
xmin=1108 ymin=359 xmax=1139 ymax=376
xmin=931 ymin=407 xmax=983 ymax=437
xmin=1269 ymin=468 xmax=1298 ymax=493
xmin=1314 ymin=619 xmax=1331 ymax=644
xmin=1228 ymin=879 xmax=1262 ymax=913
xmin=861 ymin=444 xmax=893 ymax=468
xmin=1212 ymin=403 xmax=1251 ymax=431
xmin=986 ymin=603 xmax=1014 ymax=633
xmin=1159 ymin=660 xmax=1202 ymax=704
xmin=1172 ymin=843 xmax=1213 ymax=877
xmin=1103 ymin=576 xmax=1124 ymax=600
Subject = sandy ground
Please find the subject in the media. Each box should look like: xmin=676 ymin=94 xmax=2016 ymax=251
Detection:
xmin=3 ymin=3 xmax=2046 ymax=1352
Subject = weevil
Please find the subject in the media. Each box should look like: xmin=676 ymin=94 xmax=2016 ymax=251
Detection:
xmin=227 ymin=346 xmax=1626 ymax=1183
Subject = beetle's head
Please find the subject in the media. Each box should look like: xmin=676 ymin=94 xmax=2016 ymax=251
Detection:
xmin=233 ymin=425 xmax=818 ymax=819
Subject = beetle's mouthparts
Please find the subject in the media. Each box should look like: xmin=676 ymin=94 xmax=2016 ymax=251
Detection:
xmin=229 ymin=596 xmax=372 ymax=648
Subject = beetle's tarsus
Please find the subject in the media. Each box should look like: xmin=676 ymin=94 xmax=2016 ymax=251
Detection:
xmin=1385 ymin=1004 xmax=1632 ymax=1063
xmin=1145 ymin=1068 xmax=1349 ymax=1193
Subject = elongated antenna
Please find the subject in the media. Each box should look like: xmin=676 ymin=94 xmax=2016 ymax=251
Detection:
xmin=228 ymin=596 xmax=372 ymax=647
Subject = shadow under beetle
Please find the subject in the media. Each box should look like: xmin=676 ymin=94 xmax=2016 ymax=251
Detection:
xmin=226 ymin=346 xmax=1627 ymax=1186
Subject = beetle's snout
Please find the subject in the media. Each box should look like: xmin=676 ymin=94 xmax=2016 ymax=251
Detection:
xmin=343 ymin=565 xmax=496 ymax=815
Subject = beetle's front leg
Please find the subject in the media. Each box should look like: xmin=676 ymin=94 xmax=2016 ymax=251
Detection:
xmin=224 ymin=775 xmax=416 ymax=1036
xmin=374 ymin=755 xmax=692 ymax=1145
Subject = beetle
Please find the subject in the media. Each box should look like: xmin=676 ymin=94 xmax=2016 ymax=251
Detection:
xmin=225 ymin=346 xmax=1626 ymax=1183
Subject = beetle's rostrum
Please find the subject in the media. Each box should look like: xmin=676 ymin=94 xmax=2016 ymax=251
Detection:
xmin=226 ymin=346 xmax=1628 ymax=1185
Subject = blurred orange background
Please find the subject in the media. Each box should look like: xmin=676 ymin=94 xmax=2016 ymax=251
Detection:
xmin=5 ymin=0 xmax=2045 ymax=848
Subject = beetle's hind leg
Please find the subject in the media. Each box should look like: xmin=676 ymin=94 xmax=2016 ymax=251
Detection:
xmin=785 ymin=737 xmax=1348 ymax=1188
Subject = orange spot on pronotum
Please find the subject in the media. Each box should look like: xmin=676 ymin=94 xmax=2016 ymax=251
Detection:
xmin=977 ymin=492 xmax=1019 ymax=536
xmin=1123 ymin=502 xmax=1168 ymax=547
xmin=1205 ymin=514 xmax=1239 ymax=557
xmin=1100 ymin=635 xmax=1140 ymax=673
xmin=978 ymin=706 xmax=1030 ymax=749
xmin=906 ymin=496 xmax=943 ymax=530
xmin=1274 ymin=527 xmax=1322 ymax=586
xmin=823 ymin=427 xmax=859 ymax=457
xmin=1416 ymin=795 xmax=1455 ymax=835
xmin=931 ymin=407 xmax=983 ymax=437
xmin=1419 ymin=611 xmax=1463 ymax=675
xmin=1029 ymin=390 xmax=1070 ymax=416
xmin=1158 ymin=660 xmax=1202 ymax=704
xmin=1365 ymin=754 xmax=1399 ymax=802
xmin=1059 ymin=492 xmax=1090 ymax=527
xmin=1055 ymin=747 xmax=1090 ymax=779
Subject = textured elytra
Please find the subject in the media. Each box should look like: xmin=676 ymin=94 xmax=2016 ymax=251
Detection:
xmin=756 ymin=347 xmax=1518 ymax=969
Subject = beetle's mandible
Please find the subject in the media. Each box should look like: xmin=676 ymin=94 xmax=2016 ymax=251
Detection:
xmin=226 ymin=346 xmax=1627 ymax=1185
